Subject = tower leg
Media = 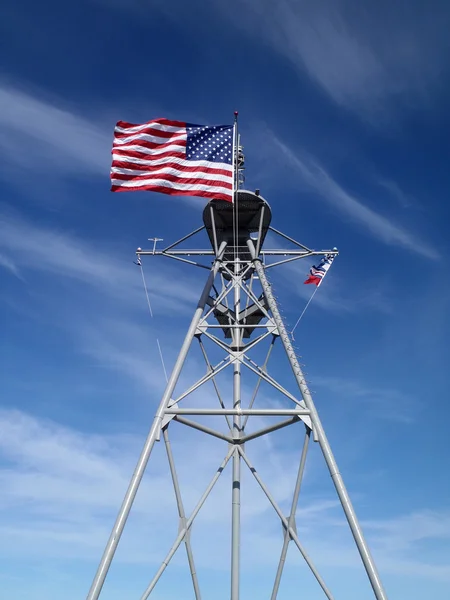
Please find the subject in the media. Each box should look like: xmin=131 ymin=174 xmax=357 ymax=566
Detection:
xmin=248 ymin=239 xmax=388 ymax=600
xmin=86 ymin=244 xmax=226 ymax=600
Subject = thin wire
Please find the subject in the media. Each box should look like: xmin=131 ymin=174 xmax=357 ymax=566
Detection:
xmin=157 ymin=339 xmax=169 ymax=383
xmin=139 ymin=261 xmax=168 ymax=382
xmin=140 ymin=262 xmax=154 ymax=318
xmin=290 ymin=285 xmax=319 ymax=340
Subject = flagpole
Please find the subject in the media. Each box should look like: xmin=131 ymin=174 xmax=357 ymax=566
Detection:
xmin=233 ymin=111 xmax=239 ymax=200
xmin=232 ymin=111 xmax=239 ymax=264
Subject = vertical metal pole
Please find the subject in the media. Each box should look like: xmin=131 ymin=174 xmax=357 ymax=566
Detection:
xmin=86 ymin=242 xmax=226 ymax=600
xmin=231 ymin=257 xmax=241 ymax=600
xmin=271 ymin=429 xmax=310 ymax=599
xmin=247 ymin=239 xmax=388 ymax=600
xmin=232 ymin=112 xmax=239 ymax=199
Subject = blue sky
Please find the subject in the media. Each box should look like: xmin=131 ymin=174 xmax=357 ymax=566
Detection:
xmin=1 ymin=0 xmax=450 ymax=598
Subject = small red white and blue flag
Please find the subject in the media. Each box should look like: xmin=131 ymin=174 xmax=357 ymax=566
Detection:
xmin=110 ymin=118 xmax=234 ymax=202
xmin=304 ymin=254 xmax=335 ymax=286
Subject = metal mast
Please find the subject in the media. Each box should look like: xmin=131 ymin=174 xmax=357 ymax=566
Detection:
xmin=231 ymin=111 xmax=242 ymax=600
xmin=86 ymin=189 xmax=388 ymax=599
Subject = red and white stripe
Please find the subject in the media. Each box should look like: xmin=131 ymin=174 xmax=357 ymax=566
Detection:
xmin=110 ymin=118 xmax=234 ymax=201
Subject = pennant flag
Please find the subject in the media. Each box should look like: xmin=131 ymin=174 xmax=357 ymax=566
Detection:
xmin=110 ymin=118 xmax=234 ymax=202
xmin=304 ymin=254 xmax=335 ymax=286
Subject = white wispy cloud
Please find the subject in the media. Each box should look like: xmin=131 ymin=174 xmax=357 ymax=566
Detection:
xmin=0 ymin=210 xmax=208 ymax=403
xmin=0 ymin=407 xmax=307 ymax=562
xmin=95 ymin=0 xmax=449 ymax=121
xmin=376 ymin=178 xmax=415 ymax=209
xmin=313 ymin=376 xmax=417 ymax=424
xmin=270 ymin=133 xmax=439 ymax=260
xmin=0 ymin=78 xmax=221 ymax=212
xmin=366 ymin=510 xmax=450 ymax=551
xmin=1 ymin=407 xmax=448 ymax=586
xmin=0 ymin=80 xmax=111 ymax=177
xmin=271 ymin=255 xmax=393 ymax=317
xmin=76 ymin=316 xmax=174 ymax=394
xmin=0 ymin=211 xmax=200 ymax=314
xmin=0 ymin=252 xmax=22 ymax=279
xmin=261 ymin=231 xmax=393 ymax=318
xmin=223 ymin=0 xmax=449 ymax=120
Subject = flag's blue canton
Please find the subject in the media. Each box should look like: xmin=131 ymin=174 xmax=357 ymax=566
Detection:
xmin=186 ymin=124 xmax=233 ymax=164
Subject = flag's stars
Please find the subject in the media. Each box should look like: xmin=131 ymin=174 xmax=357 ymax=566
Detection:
xmin=186 ymin=124 xmax=234 ymax=163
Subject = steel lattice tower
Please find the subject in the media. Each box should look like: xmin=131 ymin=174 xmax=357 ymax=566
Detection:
xmin=86 ymin=190 xmax=388 ymax=600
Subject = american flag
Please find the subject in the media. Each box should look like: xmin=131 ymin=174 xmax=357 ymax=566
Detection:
xmin=110 ymin=118 xmax=235 ymax=202
xmin=304 ymin=254 xmax=335 ymax=286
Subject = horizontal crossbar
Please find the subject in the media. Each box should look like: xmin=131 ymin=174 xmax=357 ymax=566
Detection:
xmin=164 ymin=408 xmax=310 ymax=416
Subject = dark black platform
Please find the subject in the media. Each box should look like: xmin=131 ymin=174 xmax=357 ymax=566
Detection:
xmin=203 ymin=190 xmax=272 ymax=263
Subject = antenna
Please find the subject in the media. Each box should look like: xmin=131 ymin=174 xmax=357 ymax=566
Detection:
xmin=148 ymin=237 xmax=164 ymax=254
